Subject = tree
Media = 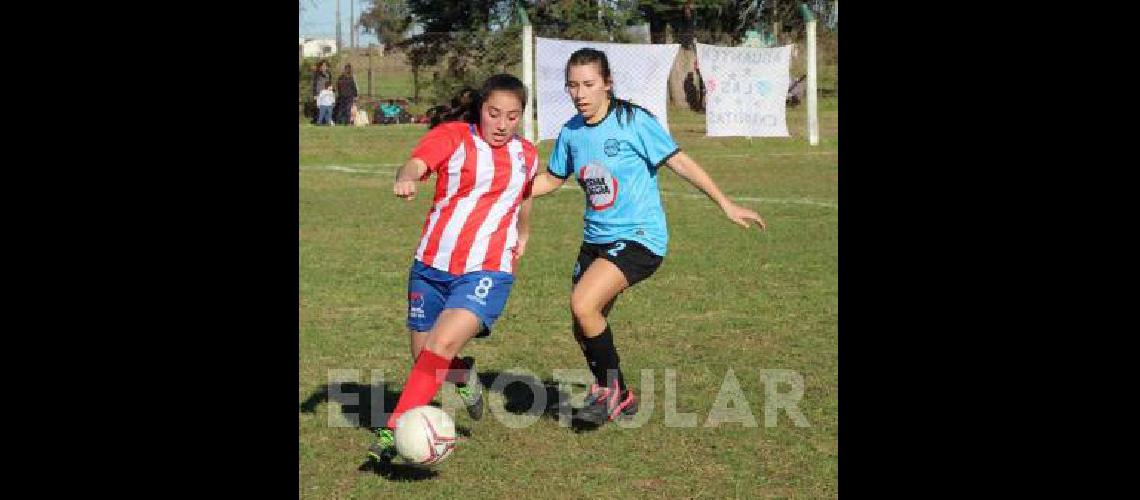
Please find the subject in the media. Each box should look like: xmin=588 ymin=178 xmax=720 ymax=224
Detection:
xmin=639 ymin=0 xmax=761 ymax=48
xmin=358 ymin=0 xmax=413 ymax=53
xmin=359 ymin=0 xmax=428 ymax=101
xmin=531 ymin=0 xmax=641 ymax=42
xmin=359 ymin=0 xmax=531 ymax=105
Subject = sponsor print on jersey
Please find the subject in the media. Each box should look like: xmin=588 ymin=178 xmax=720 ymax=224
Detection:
xmin=578 ymin=162 xmax=618 ymax=211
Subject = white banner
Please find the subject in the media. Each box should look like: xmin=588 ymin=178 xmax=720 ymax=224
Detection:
xmin=695 ymin=43 xmax=792 ymax=137
xmin=536 ymin=37 xmax=679 ymax=141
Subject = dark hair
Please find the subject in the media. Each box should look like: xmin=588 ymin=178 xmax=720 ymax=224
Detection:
xmin=470 ymin=74 xmax=528 ymax=120
xmin=565 ymin=47 xmax=652 ymax=125
xmin=430 ymin=86 xmax=476 ymax=129
xmin=451 ymin=87 xmax=476 ymax=109
xmin=429 ymin=75 xmax=528 ymax=129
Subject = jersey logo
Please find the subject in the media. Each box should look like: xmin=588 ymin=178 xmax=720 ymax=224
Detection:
xmin=409 ymin=292 xmax=426 ymax=319
xmin=579 ymin=162 xmax=618 ymax=211
xmin=603 ymin=138 xmax=635 ymax=157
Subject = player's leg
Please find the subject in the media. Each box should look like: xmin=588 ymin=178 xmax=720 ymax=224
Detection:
xmin=572 ymin=240 xmax=664 ymax=425
xmin=569 ymin=244 xmax=625 ymax=419
xmin=409 ymin=328 xmax=473 ymax=384
xmin=387 ymin=310 xmax=483 ymax=426
xmin=571 ymin=257 xmax=637 ymax=424
xmin=409 ymin=330 xmax=428 ymax=360
xmin=370 ymin=264 xmax=453 ymax=462
xmin=571 ymin=297 xmax=617 ymax=368
xmin=410 ymin=327 xmax=481 ymax=419
xmin=571 ymin=259 xmax=627 ymax=336
xmin=370 ymin=309 xmax=483 ymax=462
xmin=436 ymin=270 xmax=514 ymax=421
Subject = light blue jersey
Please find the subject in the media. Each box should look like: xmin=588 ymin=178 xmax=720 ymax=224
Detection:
xmin=547 ymin=102 xmax=680 ymax=256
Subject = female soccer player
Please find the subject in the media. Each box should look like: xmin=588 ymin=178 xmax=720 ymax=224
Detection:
xmin=368 ymin=74 xmax=538 ymax=461
xmin=529 ymin=48 xmax=766 ymax=426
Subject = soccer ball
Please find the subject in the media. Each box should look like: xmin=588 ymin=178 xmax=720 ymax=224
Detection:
xmin=394 ymin=405 xmax=458 ymax=466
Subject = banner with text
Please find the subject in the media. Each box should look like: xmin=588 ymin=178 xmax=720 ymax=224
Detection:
xmin=695 ymin=43 xmax=792 ymax=137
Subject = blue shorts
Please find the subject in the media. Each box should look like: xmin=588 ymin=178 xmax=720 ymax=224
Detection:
xmin=406 ymin=260 xmax=515 ymax=337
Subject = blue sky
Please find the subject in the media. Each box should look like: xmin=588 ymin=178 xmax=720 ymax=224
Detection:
xmin=299 ymin=0 xmax=380 ymax=46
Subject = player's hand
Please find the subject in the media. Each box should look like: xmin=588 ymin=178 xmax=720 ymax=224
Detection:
xmin=394 ymin=180 xmax=417 ymax=200
xmin=724 ymin=202 xmax=766 ymax=230
xmin=515 ymin=234 xmax=529 ymax=257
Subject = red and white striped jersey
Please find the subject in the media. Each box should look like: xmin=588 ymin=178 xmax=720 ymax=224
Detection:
xmin=410 ymin=122 xmax=537 ymax=275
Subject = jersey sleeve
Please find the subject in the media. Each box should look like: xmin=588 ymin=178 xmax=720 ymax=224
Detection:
xmin=523 ymin=141 xmax=538 ymax=198
xmin=634 ymin=109 xmax=681 ymax=172
xmin=546 ymin=127 xmax=573 ymax=179
xmin=410 ymin=124 xmax=463 ymax=180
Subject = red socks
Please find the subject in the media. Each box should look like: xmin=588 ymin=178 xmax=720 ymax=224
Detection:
xmin=386 ymin=349 xmax=452 ymax=429
xmin=445 ymin=356 xmax=470 ymax=384
xmin=413 ymin=346 xmax=471 ymax=384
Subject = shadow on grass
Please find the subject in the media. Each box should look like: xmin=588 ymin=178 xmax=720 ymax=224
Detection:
xmin=475 ymin=371 xmax=585 ymax=423
xmin=474 ymin=371 xmax=604 ymax=433
xmin=299 ymin=372 xmax=593 ymax=478
xmin=356 ymin=456 xmax=440 ymax=481
xmin=299 ymin=382 xmax=472 ymax=437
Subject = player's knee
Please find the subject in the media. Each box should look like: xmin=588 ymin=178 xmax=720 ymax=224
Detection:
xmin=570 ymin=294 xmax=601 ymax=323
xmin=425 ymin=336 xmax=462 ymax=358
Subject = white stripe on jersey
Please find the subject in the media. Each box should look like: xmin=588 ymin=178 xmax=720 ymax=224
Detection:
xmin=500 ymin=149 xmax=536 ymax=272
xmin=415 ymin=144 xmax=465 ymax=260
xmin=430 ymin=136 xmax=497 ymax=272
xmin=499 ymin=211 xmax=520 ymax=273
xmin=465 ymin=139 xmax=526 ymax=274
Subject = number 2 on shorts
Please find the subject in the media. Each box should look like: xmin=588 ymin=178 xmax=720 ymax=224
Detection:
xmin=607 ymin=241 xmax=626 ymax=258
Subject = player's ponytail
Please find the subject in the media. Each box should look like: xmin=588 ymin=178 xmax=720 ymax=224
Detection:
xmin=429 ymin=86 xmax=477 ymax=129
xmin=565 ymin=48 xmax=655 ymax=126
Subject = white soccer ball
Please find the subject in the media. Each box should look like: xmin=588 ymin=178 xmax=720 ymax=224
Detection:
xmin=394 ymin=405 xmax=458 ymax=466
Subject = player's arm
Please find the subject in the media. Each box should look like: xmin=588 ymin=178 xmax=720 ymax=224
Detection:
xmin=534 ymin=127 xmax=574 ymax=198
xmin=393 ymin=157 xmax=429 ymax=201
xmin=515 ymin=196 xmax=533 ymax=257
xmin=664 ymin=152 xmax=767 ymax=230
xmin=529 ymin=170 xmax=567 ymax=198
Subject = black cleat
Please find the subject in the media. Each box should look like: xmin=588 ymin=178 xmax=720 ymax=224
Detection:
xmin=573 ymin=383 xmax=638 ymax=426
xmin=366 ymin=427 xmax=398 ymax=463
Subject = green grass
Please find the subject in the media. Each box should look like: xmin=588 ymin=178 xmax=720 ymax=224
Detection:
xmin=299 ymin=104 xmax=838 ymax=498
xmin=350 ymin=69 xmax=419 ymax=101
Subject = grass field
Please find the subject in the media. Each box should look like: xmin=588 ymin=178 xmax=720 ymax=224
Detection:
xmin=299 ymin=101 xmax=838 ymax=498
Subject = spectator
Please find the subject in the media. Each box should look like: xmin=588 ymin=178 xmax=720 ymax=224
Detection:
xmin=352 ymin=102 xmax=370 ymax=127
xmin=310 ymin=59 xmax=332 ymax=124
xmin=380 ymin=99 xmax=405 ymax=124
xmin=316 ymin=81 xmax=335 ymax=126
xmin=334 ymin=63 xmax=358 ymax=125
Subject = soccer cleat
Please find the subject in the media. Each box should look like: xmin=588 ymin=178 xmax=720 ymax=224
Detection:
xmin=454 ymin=356 xmax=484 ymax=420
xmin=366 ymin=427 xmax=397 ymax=462
xmin=574 ymin=383 xmax=638 ymax=425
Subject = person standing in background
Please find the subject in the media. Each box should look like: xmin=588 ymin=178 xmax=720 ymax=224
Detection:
xmin=316 ymin=81 xmax=335 ymax=126
xmin=310 ymin=59 xmax=331 ymax=124
xmin=334 ymin=64 xmax=359 ymax=125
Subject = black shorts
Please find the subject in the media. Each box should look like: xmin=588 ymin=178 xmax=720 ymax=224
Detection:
xmin=572 ymin=240 xmax=664 ymax=287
